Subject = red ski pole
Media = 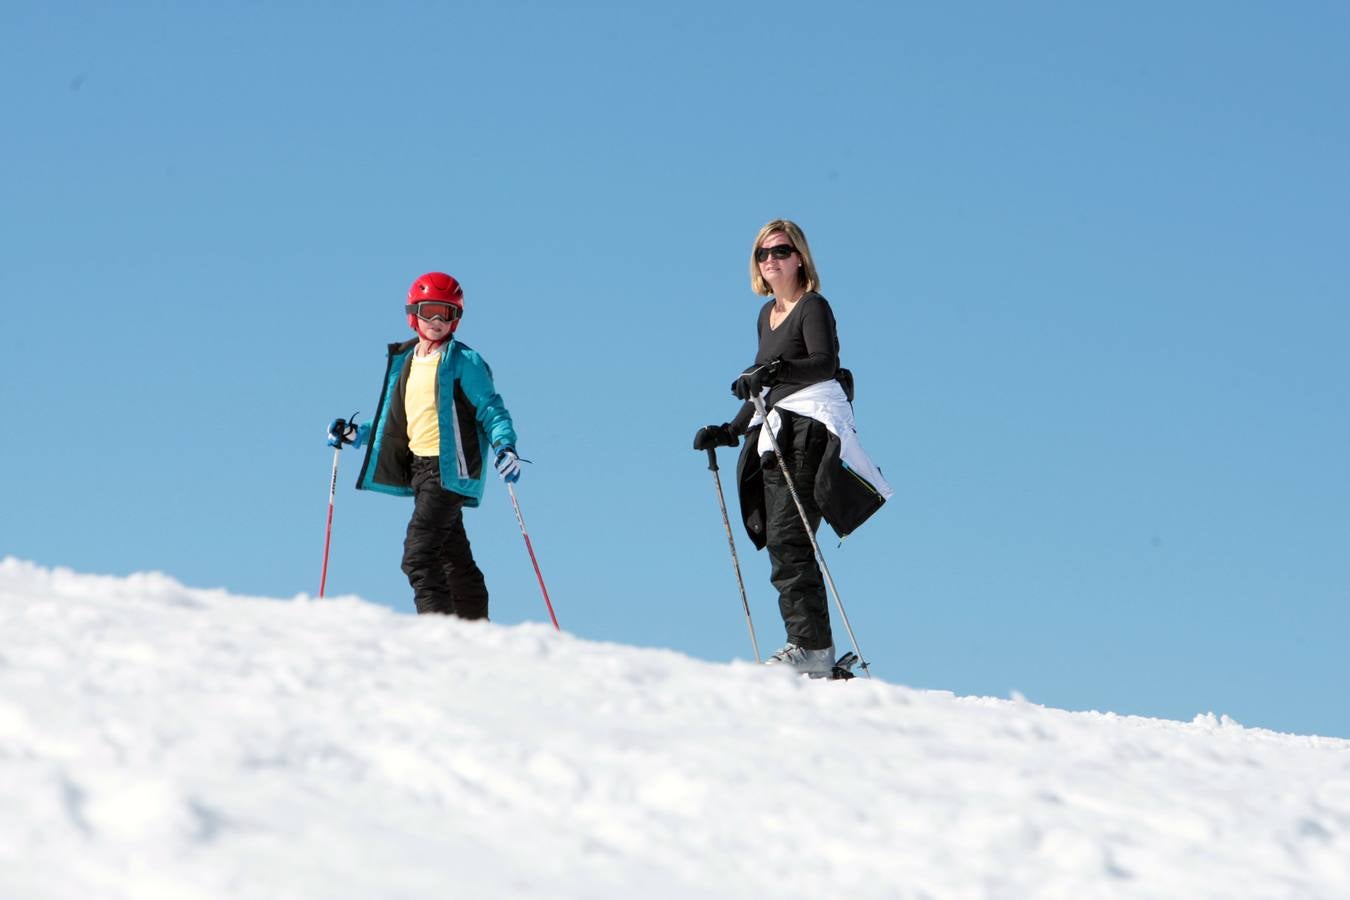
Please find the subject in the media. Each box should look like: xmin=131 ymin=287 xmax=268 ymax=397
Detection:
xmin=318 ymin=444 xmax=341 ymax=598
xmin=507 ymin=483 xmax=560 ymax=630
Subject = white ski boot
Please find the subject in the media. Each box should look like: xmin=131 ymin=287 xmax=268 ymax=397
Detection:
xmin=764 ymin=644 xmax=835 ymax=677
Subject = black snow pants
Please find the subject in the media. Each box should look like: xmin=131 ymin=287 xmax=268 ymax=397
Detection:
xmin=763 ymin=411 xmax=833 ymax=652
xmin=401 ymin=455 xmax=489 ymax=619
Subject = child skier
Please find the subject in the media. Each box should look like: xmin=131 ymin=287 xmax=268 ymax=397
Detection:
xmin=327 ymin=271 xmax=520 ymax=619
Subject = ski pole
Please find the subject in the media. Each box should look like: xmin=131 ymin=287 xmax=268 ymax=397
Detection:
xmin=507 ymin=483 xmax=560 ymax=630
xmin=318 ymin=444 xmax=341 ymax=598
xmin=705 ymin=447 xmax=761 ymax=663
xmin=751 ymin=394 xmax=870 ymax=677
xmin=319 ymin=412 xmax=359 ymax=598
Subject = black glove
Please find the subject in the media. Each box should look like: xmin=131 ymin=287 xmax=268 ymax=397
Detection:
xmin=730 ymin=359 xmax=783 ymax=401
xmin=692 ymin=423 xmax=738 ymax=450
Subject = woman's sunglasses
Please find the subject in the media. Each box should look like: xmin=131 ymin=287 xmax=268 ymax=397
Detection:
xmin=755 ymin=245 xmax=797 ymax=263
xmin=405 ymin=301 xmax=463 ymax=322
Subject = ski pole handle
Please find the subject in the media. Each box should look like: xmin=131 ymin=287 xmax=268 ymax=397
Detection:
xmin=705 ymin=447 xmax=719 ymax=472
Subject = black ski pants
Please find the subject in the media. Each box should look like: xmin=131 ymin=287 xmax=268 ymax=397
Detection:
xmin=763 ymin=412 xmax=833 ymax=652
xmin=401 ymin=455 xmax=489 ymax=619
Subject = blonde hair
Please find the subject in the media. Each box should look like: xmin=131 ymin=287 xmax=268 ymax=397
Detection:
xmin=749 ymin=219 xmax=821 ymax=297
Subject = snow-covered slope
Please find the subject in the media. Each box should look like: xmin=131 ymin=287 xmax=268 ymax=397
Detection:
xmin=1 ymin=558 xmax=1347 ymax=899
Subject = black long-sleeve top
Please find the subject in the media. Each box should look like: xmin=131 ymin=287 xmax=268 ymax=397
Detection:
xmin=729 ymin=291 xmax=841 ymax=435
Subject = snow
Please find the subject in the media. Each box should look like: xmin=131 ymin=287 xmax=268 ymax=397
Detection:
xmin=2 ymin=558 xmax=1349 ymax=899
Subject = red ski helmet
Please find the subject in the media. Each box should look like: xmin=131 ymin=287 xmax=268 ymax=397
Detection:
xmin=406 ymin=272 xmax=464 ymax=335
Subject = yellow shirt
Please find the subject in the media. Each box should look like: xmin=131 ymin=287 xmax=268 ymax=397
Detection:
xmin=405 ymin=350 xmax=442 ymax=457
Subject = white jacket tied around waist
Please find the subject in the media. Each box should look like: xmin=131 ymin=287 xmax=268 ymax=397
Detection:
xmin=750 ymin=379 xmax=893 ymax=502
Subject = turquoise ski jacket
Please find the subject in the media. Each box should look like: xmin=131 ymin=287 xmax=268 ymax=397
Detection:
xmin=355 ymin=338 xmax=517 ymax=507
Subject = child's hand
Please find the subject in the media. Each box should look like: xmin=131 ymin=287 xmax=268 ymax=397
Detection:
xmin=494 ymin=448 xmax=522 ymax=483
xmin=326 ymin=417 xmax=365 ymax=449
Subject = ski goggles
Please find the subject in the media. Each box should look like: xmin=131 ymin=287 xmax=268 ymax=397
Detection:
xmin=405 ymin=301 xmax=463 ymax=322
xmin=754 ymin=244 xmax=797 ymax=262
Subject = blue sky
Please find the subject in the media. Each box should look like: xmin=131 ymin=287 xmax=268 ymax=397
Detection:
xmin=4 ymin=2 xmax=1347 ymax=737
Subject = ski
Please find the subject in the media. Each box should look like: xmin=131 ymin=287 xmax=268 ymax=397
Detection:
xmin=828 ymin=651 xmax=859 ymax=680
